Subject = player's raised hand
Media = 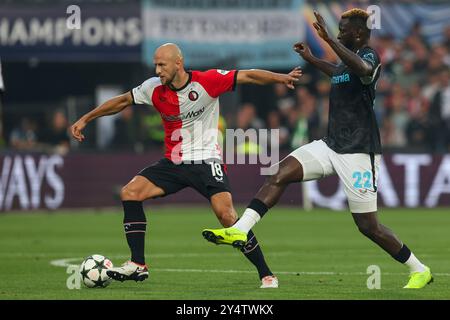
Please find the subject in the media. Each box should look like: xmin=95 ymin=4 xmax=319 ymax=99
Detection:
xmin=70 ymin=118 xmax=87 ymax=142
xmin=293 ymin=42 xmax=313 ymax=61
xmin=313 ymin=11 xmax=330 ymax=41
xmin=284 ymin=67 xmax=302 ymax=89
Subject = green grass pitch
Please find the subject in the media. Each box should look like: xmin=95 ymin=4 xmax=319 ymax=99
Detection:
xmin=0 ymin=207 xmax=449 ymax=300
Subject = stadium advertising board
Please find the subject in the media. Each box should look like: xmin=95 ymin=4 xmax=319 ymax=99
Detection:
xmin=0 ymin=2 xmax=141 ymax=61
xmin=0 ymin=153 xmax=449 ymax=211
xmin=0 ymin=154 xmax=64 ymax=211
xmin=142 ymin=0 xmax=306 ymax=68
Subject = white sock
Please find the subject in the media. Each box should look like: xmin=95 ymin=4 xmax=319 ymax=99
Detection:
xmin=404 ymin=253 xmax=426 ymax=273
xmin=233 ymin=208 xmax=261 ymax=233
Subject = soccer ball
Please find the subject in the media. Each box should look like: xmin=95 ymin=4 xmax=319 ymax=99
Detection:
xmin=79 ymin=254 xmax=114 ymax=288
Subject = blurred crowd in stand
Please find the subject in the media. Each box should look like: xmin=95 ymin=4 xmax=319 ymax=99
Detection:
xmin=3 ymin=24 xmax=450 ymax=154
xmin=236 ymin=23 xmax=450 ymax=154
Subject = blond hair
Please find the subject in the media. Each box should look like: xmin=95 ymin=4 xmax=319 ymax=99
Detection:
xmin=341 ymin=8 xmax=369 ymax=20
xmin=341 ymin=8 xmax=371 ymax=36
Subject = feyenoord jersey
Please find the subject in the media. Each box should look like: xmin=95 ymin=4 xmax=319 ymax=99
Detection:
xmin=131 ymin=69 xmax=237 ymax=162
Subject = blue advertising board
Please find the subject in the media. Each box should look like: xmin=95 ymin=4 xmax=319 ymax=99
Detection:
xmin=0 ymin=3 xmax=142 ymax=61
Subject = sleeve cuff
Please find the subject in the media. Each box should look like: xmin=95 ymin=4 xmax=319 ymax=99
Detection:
xmin=232 ymin=70 xmax=239 ymax=91
xmin=130 ymin=89 xmax=136 ymax=105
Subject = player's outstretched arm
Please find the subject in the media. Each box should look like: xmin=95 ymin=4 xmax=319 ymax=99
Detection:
xmin=312 ymin=11 xmax=373 ymax=77
xmin=326 ymin=39 xmax=373 ymax=77
xmin=236 ymin=68 xmax=302 ymax=89
xmin=70 ymin=91 xmax=133 ymax=142
xmin=293 ymin=42 xmax=338 ymax=77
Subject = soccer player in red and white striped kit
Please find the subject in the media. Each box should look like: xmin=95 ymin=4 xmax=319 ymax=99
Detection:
xmin=71 ymin=43 xmax=302 ymax=288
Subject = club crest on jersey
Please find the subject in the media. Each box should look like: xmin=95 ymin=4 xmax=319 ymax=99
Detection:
xmin=188 ymin=90 xmax=199 ymax=101
xmin=363 ymin=52 xmax=376 ymax=64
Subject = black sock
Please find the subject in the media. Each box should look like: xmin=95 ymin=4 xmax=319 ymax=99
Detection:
xmin=122 ymin=201 xmax=147 ymax=265
xmin=248 ymin=198 xmax=269 ymax=218
xmin=392 ymin=244 xmax=411 ymax=263
xmin=241 ymin=230 xmax=273 ymax=279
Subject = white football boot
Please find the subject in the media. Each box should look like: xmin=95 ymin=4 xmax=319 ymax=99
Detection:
xmin=106 ymin=261 xmax=149 ymax=282
xmin=260 ymin=275 xmax=279 ymax=288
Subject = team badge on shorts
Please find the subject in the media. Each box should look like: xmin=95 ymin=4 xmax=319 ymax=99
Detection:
xmin=188 ymin=90 xmax=199 ymax=101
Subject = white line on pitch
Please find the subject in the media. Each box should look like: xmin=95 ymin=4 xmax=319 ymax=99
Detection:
xmin=49 ymin=257 xmax=450 ymax=276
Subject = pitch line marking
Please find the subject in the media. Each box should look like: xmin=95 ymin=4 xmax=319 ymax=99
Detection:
xmin=49 ymin=251 xmax=293 ymax=266
xmin=50 ymin=257 xmax=450 ymax=276
xmin=3 ymin=251 xmax=436 ymax=258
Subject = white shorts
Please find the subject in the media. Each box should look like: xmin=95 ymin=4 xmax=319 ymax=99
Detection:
xmin=289 ymin=140 xmax=380 ymax=213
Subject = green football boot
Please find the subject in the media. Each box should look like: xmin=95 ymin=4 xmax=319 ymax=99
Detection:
xmin=202 ymin=227 xmax=247 ymax=249
xmin=403 ymin=266 xmax=433 ymax=289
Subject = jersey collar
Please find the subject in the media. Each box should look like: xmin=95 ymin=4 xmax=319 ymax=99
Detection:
xmin=169 ymin=71 xmax=192 ymax=92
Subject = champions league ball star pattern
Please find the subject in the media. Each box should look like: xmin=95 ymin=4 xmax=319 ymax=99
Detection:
xmin=79 ymin=254 xmax=114 ymax=288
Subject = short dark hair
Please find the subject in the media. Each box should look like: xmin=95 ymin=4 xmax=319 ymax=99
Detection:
xmin=341 ymin=8 xmax=371 ymax=37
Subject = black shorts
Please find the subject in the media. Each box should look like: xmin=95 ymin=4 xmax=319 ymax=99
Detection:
xmin=138 ymin=158 xmax=231 ymax=200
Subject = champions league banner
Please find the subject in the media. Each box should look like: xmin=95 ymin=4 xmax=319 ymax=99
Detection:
xmin=0 ymin=153 xmax=449 ymax=211
xmin=2 ymin=1 xmax=447 ymax=65
xmin=142 ymin=0 xmax=306 ymax=68
xmin=0 ymin=2 xmax=142 ymax=62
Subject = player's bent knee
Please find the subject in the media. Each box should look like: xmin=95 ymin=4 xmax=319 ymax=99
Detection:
xmin=357 ymin=225 xmax=371 ymax=237
xmin=120 ymin=185 xmax=139 ymax=201
xmin=266 ymin=172 xmax=287 ymax=186
xmin=120 ymin=176 xmax=165 ymax=201
xmin=357 ymin=223 xmax=382 ymax=239
xmin=120 ymin=185 xmax=149 ymax=202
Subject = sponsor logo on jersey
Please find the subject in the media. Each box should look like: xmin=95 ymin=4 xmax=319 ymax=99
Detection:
xmin=188 ymin=90 xmax=199 ymax=101
xmin=161 ymin=106 xmax=206 ymax=121
xmin=331 ymin=72 xmax=350 ymax=84
xmin=184 ymin=106 xmax=205 ymax=119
